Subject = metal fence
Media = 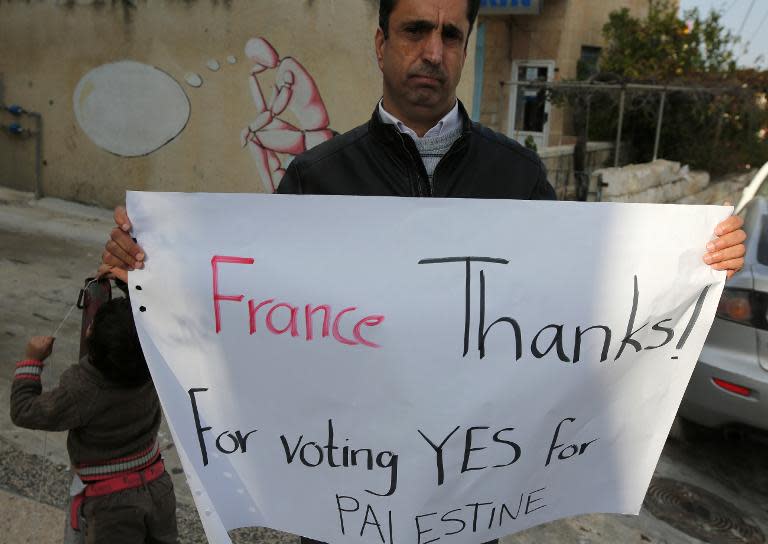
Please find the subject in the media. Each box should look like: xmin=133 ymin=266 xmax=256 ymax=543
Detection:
xmin=501 ymin=79 xmax=756 ymax=168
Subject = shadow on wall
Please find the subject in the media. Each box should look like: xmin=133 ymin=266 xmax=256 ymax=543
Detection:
xmin=55 ymin=0 xmax=235 ymax=24
xmin=72 ymin=36 xmax=332 ymax=194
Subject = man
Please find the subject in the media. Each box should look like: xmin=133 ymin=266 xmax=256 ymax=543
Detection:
xmin=98 ymin=0 xmax=746 ymax=541
xmin=272 ymin=0 xmax=554 ymax=205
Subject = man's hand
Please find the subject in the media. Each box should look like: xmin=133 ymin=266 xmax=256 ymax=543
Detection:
xmin=704 ymin=208 xmax=746 ymax=279
xmin=25 ymin=336 xmax=55 ymax=361
xmin=96 ymin=206 xmax=145 ymax=283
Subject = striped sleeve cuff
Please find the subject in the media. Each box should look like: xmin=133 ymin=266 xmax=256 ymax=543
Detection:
xmin=15 ymin=360 xmax=44 ymax=381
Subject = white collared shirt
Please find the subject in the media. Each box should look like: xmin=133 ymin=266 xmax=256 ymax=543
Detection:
xmin=377 ymin=99 xmax=460 ymax=140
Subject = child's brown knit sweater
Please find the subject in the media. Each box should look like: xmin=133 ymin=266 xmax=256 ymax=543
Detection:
xmin=11 ymin=357 xmax=161 ymax=480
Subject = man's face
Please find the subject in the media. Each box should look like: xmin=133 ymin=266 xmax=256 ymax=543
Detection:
xmin=376 ymin=0 xmax=470 ymax=126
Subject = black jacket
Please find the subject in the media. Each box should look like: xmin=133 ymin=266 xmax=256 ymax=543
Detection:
xmin=277 ymin=101 xmax=556 ymax=200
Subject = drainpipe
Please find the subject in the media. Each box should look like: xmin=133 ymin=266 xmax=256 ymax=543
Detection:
xmin=471 ymin=21 xmax=486 ymax=122
xmin=2 ymin=104 xmax=43 ymax=199
xmin=652 ymin=91 xmax=666 ymax=162
xmin=498 ymin=81 xmax=507 ymax=135
xmin=613 ymin=87 xmax=627 ymax=168
xmin=30 ymin=112 xmax=43 ymax=199
xmin=614 ymin=87 xmax=626 ymax=167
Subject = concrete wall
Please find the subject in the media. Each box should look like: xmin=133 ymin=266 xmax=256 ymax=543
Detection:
xmin=539 ymin=142 xmax=614 ymax=199
xmin=594 ymin=160 xmax=753 ymax=205
xmin=594 ymin=160 xmax=711 ymax=203
xmin=478 ymin=0 xmax=648 ymax=145
xmin=0 ymin=0 xmax=477 ymax=207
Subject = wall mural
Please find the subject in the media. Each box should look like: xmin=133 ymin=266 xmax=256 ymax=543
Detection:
xmin=73 ymin=61 xmax=190 ymax=157
xmin=241 ymin=37 xmax=333 ymax=193
xmin=72 ymin=37 xmax=332 ymax=192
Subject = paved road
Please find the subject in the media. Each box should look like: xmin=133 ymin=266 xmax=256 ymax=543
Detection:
xmin=0 ymin=187 xmax=766 ymax=543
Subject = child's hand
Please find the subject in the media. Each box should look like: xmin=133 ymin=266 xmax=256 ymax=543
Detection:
xmin=25 ymin=336 xmax=55 ymax=361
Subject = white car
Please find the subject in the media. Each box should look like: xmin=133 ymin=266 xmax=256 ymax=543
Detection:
xmin=677 ymin=197 xmax=768 ymax=435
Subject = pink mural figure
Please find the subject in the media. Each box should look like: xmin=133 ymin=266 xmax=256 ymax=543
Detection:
xmin=242 ymin=38 xmax=334 ymax=193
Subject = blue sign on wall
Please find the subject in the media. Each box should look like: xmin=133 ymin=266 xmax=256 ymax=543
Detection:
xmin=479 ymin=0 xmax=542 ymax=15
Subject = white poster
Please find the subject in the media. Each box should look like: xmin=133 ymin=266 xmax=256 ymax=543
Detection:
xmin=128 ymin=192 xmax=729 ymax=544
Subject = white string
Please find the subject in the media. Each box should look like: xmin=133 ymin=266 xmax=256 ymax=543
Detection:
xmin=50 ymin=304 xmax=78 ymax=339
xmin=50 ymin=278 xmax=98 ymax=338
xmin=38 ymin=278 xmax=100 ymax=500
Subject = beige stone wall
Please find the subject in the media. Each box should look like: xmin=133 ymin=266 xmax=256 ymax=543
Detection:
xmin=594 ymin=160 xmax=711 ymax=203
xmin=478 ymin=0 xmax=648 ymax=144
xmin=0 ymin=0 xmax=477 ymax=207
xmin=557 ymin=0 xmax=650 ymax=80
xmin=597 ymin=164 xmax=752 ymax=206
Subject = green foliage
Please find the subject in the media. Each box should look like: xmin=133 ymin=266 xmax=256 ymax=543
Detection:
xmin=601 ymin=1 xmax=736 ymax=80
xmin=583 ymin=0 xmax=768 ymax=176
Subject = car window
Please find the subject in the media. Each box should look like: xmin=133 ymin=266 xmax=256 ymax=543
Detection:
xmin=758 ymin=214 xmax=768 ymax=266
xmin=758 ymin=182 xmax=768 ymax=198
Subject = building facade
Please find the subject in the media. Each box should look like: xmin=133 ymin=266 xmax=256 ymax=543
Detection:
xmin=473 ymin=0 xmax=650 ymax=149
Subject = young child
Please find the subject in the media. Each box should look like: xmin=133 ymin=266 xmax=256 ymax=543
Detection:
xmin=11 ymin=297 xmax=178 ymax=544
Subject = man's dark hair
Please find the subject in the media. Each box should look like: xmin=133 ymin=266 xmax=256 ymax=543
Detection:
xmin=88 ymin=297 xmax=150 ymax=387
xmin=379 ymin=0 xmax=481 ymax=43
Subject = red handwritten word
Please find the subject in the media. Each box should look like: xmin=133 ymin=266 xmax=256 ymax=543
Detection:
xmin=211 ymin=256 xmax=385 ymax=348
xmin=212 ymin=256 xmax=255 ymax=333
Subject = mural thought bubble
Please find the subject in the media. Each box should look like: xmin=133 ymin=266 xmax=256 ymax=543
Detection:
xmin=74 ymin=60 xmax=190 ymax=157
